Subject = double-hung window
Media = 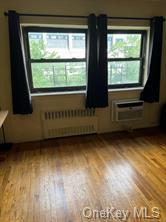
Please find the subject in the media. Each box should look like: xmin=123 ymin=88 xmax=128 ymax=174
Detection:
xmin=107 ymin=30 xmax=147 ymax=88
xmin=23 ymin=27 xmax=87 ymax=93
xmin=23 ymin=26 xmax=148 ymax=93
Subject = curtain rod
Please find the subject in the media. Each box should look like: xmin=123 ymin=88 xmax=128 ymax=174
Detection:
xmin=4 ymin=12 xmax=87 ymax=19
xmin=4 ymin=12 xmax=165 ymax=21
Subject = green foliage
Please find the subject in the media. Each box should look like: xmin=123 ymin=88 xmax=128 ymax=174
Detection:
xmin=109 ymin=34 xmax=141 ymax=58
xmin=30 ymin=39 xmax=59 ymax=59
xmin=108 ymin=34 xmax=141 ymax=84
xmin=32 ymin=62 xmax=86 ymax=88
xmin=29 ymin=34 xmax=142 ymax=88
xmin=29 ymin=39 xmax=86 ymax=88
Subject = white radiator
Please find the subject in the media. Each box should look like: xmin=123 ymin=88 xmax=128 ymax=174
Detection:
xmin=112 ymin=100 xmax=144 ymax=121
xmin=41 ymin=109 xmax=98 ymax=139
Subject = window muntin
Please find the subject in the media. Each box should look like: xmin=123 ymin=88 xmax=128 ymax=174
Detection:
xmin=107 ymin=30 xmax=146 ymax=88
xmin=23 ymin=27 xmax=87 ymax=92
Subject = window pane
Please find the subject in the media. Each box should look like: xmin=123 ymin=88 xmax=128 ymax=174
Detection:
xmin=31 ymin=62 xmax=86 ymax=88
xmin=72 ymin=34 xmax=85 ymax=48
xmin=28 ymin=32 xmax=86 ymax=59
xmin=108 ymin=33 xmax=142 ymax=58
xmin=108 ymin=61 xmax=140 ymax=85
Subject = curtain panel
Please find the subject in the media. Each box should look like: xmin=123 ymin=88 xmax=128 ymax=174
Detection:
xmin=86 ymin=14 xmax=108 ymax=108
xmin=8 ymin=10 xmax=33 ymax=114
xmin=140 ymin=17 xmax=164 ymax=103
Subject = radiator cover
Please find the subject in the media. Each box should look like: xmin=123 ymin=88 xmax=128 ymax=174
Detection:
xmin=41 ymin=109 xmax=98 ymax=138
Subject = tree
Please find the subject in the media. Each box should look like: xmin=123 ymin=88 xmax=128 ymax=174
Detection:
xmin=108 ymin=34 xmax=141 ymax=84
xmin=29 ymin=38 xmax=86 ymax=88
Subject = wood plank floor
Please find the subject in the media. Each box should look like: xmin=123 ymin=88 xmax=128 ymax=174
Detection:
xmin=0 ymin=130 xmax=166 ymax=222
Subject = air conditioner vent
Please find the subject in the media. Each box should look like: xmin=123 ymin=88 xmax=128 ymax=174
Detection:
xmin=118 ymin=110 xmax=143 ymax=121
xmin=117 ymin=101 xmax=143 ymax=108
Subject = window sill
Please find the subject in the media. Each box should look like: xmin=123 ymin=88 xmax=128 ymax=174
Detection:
xmin=108 ymin=87 xmax=143 ymax=93
xmin=31 ymin=87 xmax=143 ymax=97
xmin=31 ymin=90 xmax=86 ymax=97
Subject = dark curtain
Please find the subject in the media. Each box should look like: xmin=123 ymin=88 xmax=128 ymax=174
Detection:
xmin=140 ymin=17 xmax=164 ymax=103
xmin=86 ymin=14 xmax=108 ymax=108
xmin=96 ymin=14 xmax=108 ymax=107
xmin=8 ymin=10 xmax=33 ymax=114
xmin=86 ymin=14 xmax=98 ymax=108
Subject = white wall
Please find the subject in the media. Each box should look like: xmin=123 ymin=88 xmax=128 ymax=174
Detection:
xmin=0 ymin=0 xmax=166 ymax=143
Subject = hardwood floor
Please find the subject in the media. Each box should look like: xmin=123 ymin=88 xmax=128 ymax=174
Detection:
xmin=0 ymin=130 xmax=166 ymax=222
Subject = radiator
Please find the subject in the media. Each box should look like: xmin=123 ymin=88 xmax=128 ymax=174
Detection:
xmin=41 ymin=109 xmax=98 ymax=139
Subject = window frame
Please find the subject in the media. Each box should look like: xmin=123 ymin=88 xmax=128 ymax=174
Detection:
xmin=23 ymin=26 xmax=87 ymax=93
xmin=107 ymin=29 xmax=147 ymax=89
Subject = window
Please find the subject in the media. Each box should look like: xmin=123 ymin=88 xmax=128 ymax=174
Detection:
xmin=23 ymin=27 xmax=148 ymax=93
xmin=107 ymin=30 xmax=147 ymax=88
xmin=23 ymin=27 xmax=87 ymax=93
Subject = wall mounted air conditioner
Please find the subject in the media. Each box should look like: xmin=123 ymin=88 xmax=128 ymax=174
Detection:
xmin=112 ymin=100 xmax=144 ymax=121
